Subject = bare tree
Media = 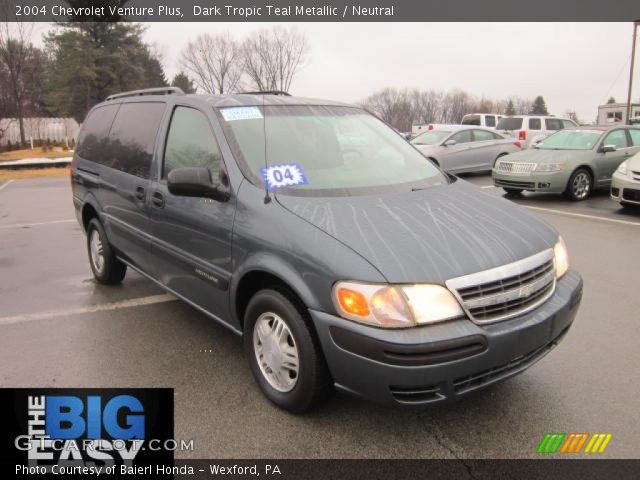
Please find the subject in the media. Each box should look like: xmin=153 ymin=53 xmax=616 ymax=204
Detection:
xmin=0 ymin=21 xmax=34 ymax=145
xmin=413 ymin=90 xmax=443 ymax=125
xmin=360 ymin=88 xmax=417 ymax=132
xmin=441 ymin=90 xmax=473 ymax=123
xmin=242 ymin=26 xmax=308 ymax=92
xmin=181 ymin=32 xmax=243 ymax=94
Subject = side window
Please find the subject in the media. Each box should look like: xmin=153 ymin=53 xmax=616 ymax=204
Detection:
xmin=107 ymin=103 xmax=166 ymax=178
xmin=450 ymin=130 xmax=473 ymax=144
xmin=485 ymin=115 xmax=496 ymax=127
xmin=563 ymin=119 xmax=577 ymax=128
xmin=602 ymin=130 xmax=628 ymax=149
xmin=472 ymin=129 xmax=495 ymax=142
xmin=529 ymin=118 xmax=541 ymax=130
xmin=545 ymin=118 xmax=563 ymax=130
xmin=628 ymin=129 xmax=640 ymax=146
xmin=76 ymin=105 xmax=119 ymax=164
xmin=163 ymin=107 xmax=221 ymax=179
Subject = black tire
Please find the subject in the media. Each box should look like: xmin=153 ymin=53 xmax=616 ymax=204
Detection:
xmin=503 ymin=188 xmax=523 ymax=195
xmin=564 ymin=168 xmax=592 ymax=201
xmin=86 ymin=218 xmax=127 ymax=284
xmin=244 ymin=289 xmax=329 ymax=413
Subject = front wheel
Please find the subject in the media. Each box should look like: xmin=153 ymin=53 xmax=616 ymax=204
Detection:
xmin=565 ymin=168 xmax=592 ymax=201
xmin=86 ymin=218 xmax=127 ymax=284
xmin=244 ymin=289 xmax=329 ymax=413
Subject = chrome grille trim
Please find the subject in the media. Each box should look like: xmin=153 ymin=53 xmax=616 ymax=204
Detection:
xmin=446 ymin=249 xmax=556 ymax=324
xmin=496 ymin=161 xmax=536 ymax=175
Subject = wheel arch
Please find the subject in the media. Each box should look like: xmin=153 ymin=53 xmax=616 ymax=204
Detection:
xmin=80 ymin=194 xmax=103 ymax=232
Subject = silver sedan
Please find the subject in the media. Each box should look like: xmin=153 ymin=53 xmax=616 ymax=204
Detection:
xmin=411 ymin=125 xmax=521 ymax=174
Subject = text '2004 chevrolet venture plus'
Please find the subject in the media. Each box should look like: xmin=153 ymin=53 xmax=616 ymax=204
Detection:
xmin=71 ymin=88 xmax=583 ymax=412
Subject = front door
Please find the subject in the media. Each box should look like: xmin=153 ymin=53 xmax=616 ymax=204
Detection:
xmin=149 ymin=105 xmax=235 ymax=322
xmin=596 ymin=129 xmax=632 ymax=186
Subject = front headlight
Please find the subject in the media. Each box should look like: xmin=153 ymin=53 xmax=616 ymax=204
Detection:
xmin=333 ymin=281 xmax=464 ymax=328
xmin=617 ymin=160 xmax=629 ymax=175
xmin=553 ymin=236 xmax=569 ymax=279
xmin=535 ymin=163 xmax=566 ymax=172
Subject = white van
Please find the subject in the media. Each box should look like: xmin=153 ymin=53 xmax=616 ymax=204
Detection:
xmin=496 ymin=115 xmax=578 ymax=149
xmin=461 ymin=113 xmax=504 ymax=129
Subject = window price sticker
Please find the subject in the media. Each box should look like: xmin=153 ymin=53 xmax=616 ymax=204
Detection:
xmin=220 ymin=106 xmax=263 ymax=122
xmin=260 ymin=163 xmax=308 ymax=190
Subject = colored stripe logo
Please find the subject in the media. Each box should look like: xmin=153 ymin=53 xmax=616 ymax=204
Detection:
xmin=537 ymin=433 xmax=612 ymax=454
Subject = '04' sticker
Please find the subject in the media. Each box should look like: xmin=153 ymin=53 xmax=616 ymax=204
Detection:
xmin=260 ymin=163 xmax=308 ymax=190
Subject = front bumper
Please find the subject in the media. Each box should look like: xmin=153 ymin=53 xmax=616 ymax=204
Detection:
xmin=310 ymin=270 xmax=582 ymax=407
xmin=492 ymin=168 xmax=570 ymax=194
xmin=611 ymin=171 xmax=640 ymax=205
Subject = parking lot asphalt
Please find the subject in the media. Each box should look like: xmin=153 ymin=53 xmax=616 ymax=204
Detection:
xmin=0 ymin=175 xmax=638 ymax=459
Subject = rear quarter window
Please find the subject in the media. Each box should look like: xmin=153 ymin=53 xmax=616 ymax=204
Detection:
xmin=76 ymin=105 xmax=119 ymax=163
xmin=544 ymin=118 xmax=563 ymax=130
xmin=106 ymin=102 xmax=166 ymax=178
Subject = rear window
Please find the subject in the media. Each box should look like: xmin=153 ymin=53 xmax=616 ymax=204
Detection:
xmin=496 ymin=117 xmax=523 ymax=130
xmin=461 ymin=115 xmax=480 ymax=126
xmin=76 ymin=105 xmax=119 ymax=163
xmin=545 ymin=118 xmax=563 ymax=130
xmin=105 ymin=103 xmax=166 ymax=178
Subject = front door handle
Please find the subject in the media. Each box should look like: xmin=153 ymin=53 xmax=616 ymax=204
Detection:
xmin=152 ymin=191 xmax=165 ymax=208
xmin=135 ymin=186 xmax=145 ymax=200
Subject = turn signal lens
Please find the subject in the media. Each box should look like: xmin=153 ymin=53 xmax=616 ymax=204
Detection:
xmin=336 ymin=288 xmax=370 ymax=317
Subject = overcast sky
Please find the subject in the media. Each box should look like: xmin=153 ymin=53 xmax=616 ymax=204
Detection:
xmin=40 ymin=22 xmax=640 ymax=122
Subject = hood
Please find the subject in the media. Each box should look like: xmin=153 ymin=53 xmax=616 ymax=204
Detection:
xmin=276 ymin=180 xmax=558 ymax=284
xmin=505 ymin=148 xmax=594 ymax=164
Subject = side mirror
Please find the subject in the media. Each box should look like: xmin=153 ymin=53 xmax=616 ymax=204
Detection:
xmin=167 ymin=167 xmax=229 ymax=202
xmin=601 ymin=144 xmax=617 ymax=153
xmin=443 ymin=139 xmax=457 ymax=147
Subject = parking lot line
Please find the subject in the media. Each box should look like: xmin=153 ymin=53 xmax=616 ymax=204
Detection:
xmin=525 ymin=205 xmax=640 ymax=227
xmin=0 ymin=219 xmax=76 ymax=229
xmin=480 ymin=185 xmax=495 ymax=189
xmin=0 ymin=179 xmax=15 ymax=192
xmin=0 ymin=294 xmax=177 ymax=326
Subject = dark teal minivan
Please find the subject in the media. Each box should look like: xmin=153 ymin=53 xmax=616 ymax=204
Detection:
xmin=72 ymin=88 xmax=583 ymax=412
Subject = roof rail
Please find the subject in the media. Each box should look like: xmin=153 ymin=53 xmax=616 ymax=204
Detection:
xmin=239 ymin=90 xmax=291 ymax=97
xmin=105 ymin=87 xmax=185 ymax=101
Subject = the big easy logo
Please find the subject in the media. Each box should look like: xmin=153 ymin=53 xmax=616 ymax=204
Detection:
xmin=2 ymin=389 xmax=174 ymax=468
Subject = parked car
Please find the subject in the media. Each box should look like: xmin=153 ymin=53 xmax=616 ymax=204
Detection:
xmin=72 ymin=88 xmax=582 ymax=412
xmin=493 ymin=125 xmax=640 ymax=200
xmin=411 ymin=125 xmax=521 ymax=173
xmin=611 ymin=150 xmax=640 ymax=207
xmin=461 ymin=113 xmax=504 ymax=129
xmin=496 ymin=115 xmax=578 ymax=149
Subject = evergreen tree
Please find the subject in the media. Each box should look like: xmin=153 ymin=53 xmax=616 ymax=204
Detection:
xmin=530 ymin=96 xmax=549 ymax=115
xmin=607 ymin=97 xmax=616 ymax=104
xmin=171 ymin=72 xmax=196 ymax=94
xmin=505 ymin=99 xmax=516 ymax=116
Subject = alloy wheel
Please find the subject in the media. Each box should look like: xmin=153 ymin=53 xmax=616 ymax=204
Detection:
xmin=253 ymin=312 xmax=300 ymax=392
xmin=89 ymin=228 xmax=105 ymax=274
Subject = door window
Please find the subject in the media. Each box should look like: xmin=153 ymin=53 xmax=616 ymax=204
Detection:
xmin=485 ymin=116 xmax=496 ymax=127
xmin=544 ymin=118 xmax=563 ymax=131
xmin=529 ymin=118 xmax=541 ymax=130
xmin=163 ymin=107 xmax=222 ymax=179
xmin=602 ymin=130 xmax=628 ymax=150
xmin=450 ymin=130 xmax=473 ymax=144
xmin=628 ymin=129 xmax=640 ymax=146
xmin=472 ymin=129 xmax=496 ymax=141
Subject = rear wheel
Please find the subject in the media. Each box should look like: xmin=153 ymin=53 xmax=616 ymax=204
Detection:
xmin=565 ymin=168 xmax=592 ymax=201
xmin=86 ymin=218 xmax=127 ymax=284
xmin=244 ymin=289 xmax=329 ymax=412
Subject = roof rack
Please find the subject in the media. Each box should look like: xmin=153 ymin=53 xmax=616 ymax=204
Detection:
xmin=239 ymin=90 xmax=291 ymax=97
xmin=105 ymin=87 xmax=185 ymax=101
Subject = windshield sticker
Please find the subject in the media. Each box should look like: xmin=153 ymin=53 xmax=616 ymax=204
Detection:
xmin=220 ymin=106 xmax=263 ymax=122
xmin=260 ymin=163 xmax=308 ymax=190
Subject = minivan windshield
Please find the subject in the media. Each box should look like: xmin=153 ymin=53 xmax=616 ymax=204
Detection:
xmin=496 ymin=117 xmax=523 ymax=130
xmin=219 ymin=105 xmax=448 ymax=195
xmin=538 ymin=130 xmax=603 ymax=150
xmin=411 ymin=130 xmax=450 ymax=145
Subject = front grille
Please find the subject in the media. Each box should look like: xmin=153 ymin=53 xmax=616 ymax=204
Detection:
xmin=446 ymin=250 xmax=556 ymax=324
xmin=622 ymin=188 xmax=640 ymax=202
xmin=494 ymin=179 xmax=536 ymax=189
xmin=496 ymin=161 xmax=536 ymax=174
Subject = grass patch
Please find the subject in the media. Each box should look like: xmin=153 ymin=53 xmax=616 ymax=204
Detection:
xmin=0 ymin=167 xmax=70 ymax=181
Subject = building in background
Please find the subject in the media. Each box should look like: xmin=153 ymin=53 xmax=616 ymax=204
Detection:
xmin=597 ymin=103 xmax=640 ymax=125
xmin=0 ymin=118 xmax=80 ymax=147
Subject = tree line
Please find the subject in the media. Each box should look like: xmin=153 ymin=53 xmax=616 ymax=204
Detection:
xmin=0 ymin=19 xmax=308 ymax=147
xmin=359 ymin=88 xmax=552 ymax=132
